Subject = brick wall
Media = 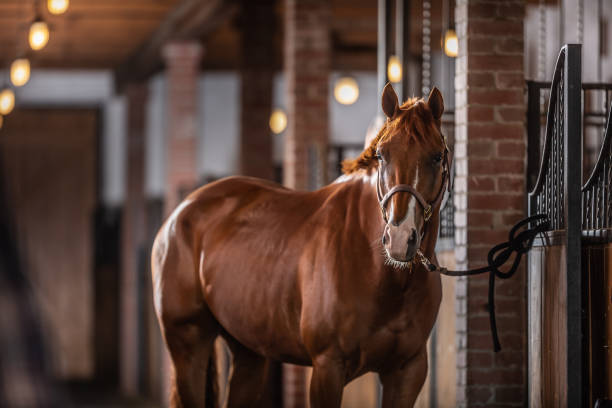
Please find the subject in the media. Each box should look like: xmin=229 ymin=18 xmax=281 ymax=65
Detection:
xmin=283 ymin=0 xmax=330 ymax=191
xmin=162 ymin=42 xmax=202 ymax=212
xmin=239 ymin=0 xmax=275 ymax=180
xmin=454 ymin=0 xmax=527 ymax=406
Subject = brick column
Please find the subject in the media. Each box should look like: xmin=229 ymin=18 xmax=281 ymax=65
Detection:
xmin=162 ymin=42 xmax=203 ymax=213
xmin=282 ymin=1 xmax=331 ymax=405
xmin=454 ymin=1 xmax=526 ymax=406
xmin=239 ymin=0 xmax=275 ymax=180
xmin=121 ymin=82 xmax=148 ymax=396
xmin=283 ymin=0 xmax=331 ymax=191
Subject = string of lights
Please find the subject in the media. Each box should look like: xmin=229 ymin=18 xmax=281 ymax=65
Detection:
xmin=0 ymin=0 xmax=69 ymax=129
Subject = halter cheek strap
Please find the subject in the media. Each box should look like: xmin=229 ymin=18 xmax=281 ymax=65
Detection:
xmin=377 ymin=148 xmax=451 ymax=227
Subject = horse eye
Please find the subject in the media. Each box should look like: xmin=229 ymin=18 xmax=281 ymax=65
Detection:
xmin=375 ymin=151 xmax=384 ymax=161
xmin=433 ymin=153 xmax=443 ymax=163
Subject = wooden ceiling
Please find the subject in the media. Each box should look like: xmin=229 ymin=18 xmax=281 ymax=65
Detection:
xmin=0 ymin=0 xmax=451 ymax=75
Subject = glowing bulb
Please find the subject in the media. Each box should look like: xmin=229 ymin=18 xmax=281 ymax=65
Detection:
xmin=444 ymin=29 xmax=458 ymax=58
xmin=0 ymin=89 xmax=15 ymax=116
xmin=29 ymin=21 xmax=49 ymax=51
xmin=10 ymin=59 xmax=31 ymax=87
xmin=333 ymin=77 xmax=359 ymax=105
xmin=387 ymin=56 xmax=402 ymax=83
xmin=269 ymin=109 xmax=288 ymax=134
xmin=48 ymin=0 xmax=69 ymax=14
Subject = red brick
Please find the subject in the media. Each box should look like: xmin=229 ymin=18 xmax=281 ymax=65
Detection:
xmin=468 ymin=331 xmax=496 ymax=348
xmin=496 ymin=72 xmax=524 ymax=88
xmin=497 ymin=175 xmax=524 ymax=191
xmin=495 ymin=37 xmax=524 ymax=55
xmin=494 ymin=351 xmax=524 ymax=368
xmin=467 ymin=89 xmax=523 ymax=105
xmin=468 ymin=176 xmax=496 ymax=192
xmin=468 ymin=21 xmax=524 ymax=37
xmin=496 ymin=4 xmax=526 ymax=20
xmin=468 ymin=159 xmax=524 ymax=175
xmin=467 ymin=386 xmax=493 ymax=404
xmin=468 ymin=140 xmax=494 ymax=157
xmin=467 ymin=72 xmax=496 ymax=87
xmin=497 ymin=107 xmax=524 ymax=122
xmin=468 ymin=106 xmax=495 ymax=121
xmin=468 ymin=37 xmax=496 ymax=54
xmin=469 ymin=229 xmax=509 ymax=244
xmin=501 ymin=212 xmax=524 ymax=226
xmin=467 ymin=368 xmax=524 ymax=386
xmin=467 ymin=193 xmax=524 ymax=210
xmin=469 ymin=315 xmax=494 ymax=332
xmin=468 ymin=123 xmax=524 ymax=141
xmin=469 ymin=55 xmax=522 ymax=71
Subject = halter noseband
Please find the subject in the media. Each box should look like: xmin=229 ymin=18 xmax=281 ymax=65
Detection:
xmin=376 ymin=147 xmax=451 ymax=226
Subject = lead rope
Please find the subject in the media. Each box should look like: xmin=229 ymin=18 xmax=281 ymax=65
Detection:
xmin=417 ymin=214 xmax=550 ymax=352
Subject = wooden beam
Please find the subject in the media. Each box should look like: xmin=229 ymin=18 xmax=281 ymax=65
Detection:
xmin=114 ymin=0 xmax=238 ymax=91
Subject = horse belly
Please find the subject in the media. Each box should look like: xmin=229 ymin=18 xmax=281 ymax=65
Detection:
xmin=200 ymin=242 xmax=311 ymax=365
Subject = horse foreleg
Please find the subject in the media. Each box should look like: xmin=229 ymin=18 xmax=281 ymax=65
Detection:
xmin=309 ymin=355 xmax=345 ymax=408
xmin=379 ymin=348 xmax=428 ymax=408
xmin=223 ymin=339 xmax=270 ymax=408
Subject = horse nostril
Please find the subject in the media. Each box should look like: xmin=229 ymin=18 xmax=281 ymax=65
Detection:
xmin=407 ymin=228 xmax=417 ymax=245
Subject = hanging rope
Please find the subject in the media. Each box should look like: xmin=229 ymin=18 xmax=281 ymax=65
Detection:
xmin=418 ymin=214 xmax=550 ymax=352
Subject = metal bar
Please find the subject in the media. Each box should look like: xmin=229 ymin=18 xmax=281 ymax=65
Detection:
xmin=400 ymin=0 xmax=411 ymax=100
xmin=527 ymin=81 xmax=542 ymax=191
xmin=564 ymin=43 xmax=584 ymax=408
xmin=377 ymin=0 xmax=393 ymax=111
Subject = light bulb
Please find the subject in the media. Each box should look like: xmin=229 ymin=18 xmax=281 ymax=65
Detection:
xmin=269 ymin=109 xmax=288 ymax=134
xmin=444 ymin=29 xmax=458 ymax=58
xmin=0 ymin=89 xmax=16 ymax=116
xmin=29 ymin=21 xmax=49 ymax=51
xmin=387 ymin=56 xmax=402 ymax=83
xmin=10 ymin=58 xmax=31 ymax=87
xmin=48 ymin=0 xmax=69 ymax=15
xmin=333 ymin=77 xmax=359 ymax=105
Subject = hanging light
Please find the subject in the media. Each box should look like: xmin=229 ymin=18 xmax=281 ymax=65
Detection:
xmin=444 ymin=29 xmax=458 ymax=58
xmin=387 ymin=55 xmax=402 ymax=83
xmin=269 ymin=108 xmax=287 ymax=134
xmin=10 ymin=58 xmax=31 ymax=87
xmin=29 ymin=20 xmax=50 ymax=51
xmin=333 ymin=77 xmax=359 ymax=105
xmin=48 ymin=0 xmax=69 ymax=15
xmin=0 ymin=89 xmax=15 ymax=116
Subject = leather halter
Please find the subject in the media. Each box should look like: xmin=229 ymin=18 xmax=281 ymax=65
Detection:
xmin=376 ymin=145 xmax=451 ymax=226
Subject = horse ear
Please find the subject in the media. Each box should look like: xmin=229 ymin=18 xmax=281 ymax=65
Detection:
xmin=381 ymin=83 xmax=399 ymax=119
xmin=427 ymin=87 xmax=444 ymax=120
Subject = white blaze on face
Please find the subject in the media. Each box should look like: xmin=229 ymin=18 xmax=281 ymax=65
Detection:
xmin=383 ymin=162 xmax=422 ymax=262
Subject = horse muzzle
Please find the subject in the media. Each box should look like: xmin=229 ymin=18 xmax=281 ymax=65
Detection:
xmin=383 ymin=224 xmax=421 ymax=262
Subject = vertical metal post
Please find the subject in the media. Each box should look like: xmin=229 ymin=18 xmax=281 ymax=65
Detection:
xmin=378 ymin=0 xmax=393 ymax=110
xmin=563 ymin=43 xmax=584 ymax=408
xmin=527 ymin=81 xmax=542 ymax=191
xmin=398 ymin=0 xmax=411 ymax=101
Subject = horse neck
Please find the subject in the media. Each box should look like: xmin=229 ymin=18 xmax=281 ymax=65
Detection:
xmin=337 ymin=169 xmax=439 ymax=267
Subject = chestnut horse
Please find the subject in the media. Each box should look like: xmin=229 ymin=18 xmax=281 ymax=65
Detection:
xmin=152 ymin=83 xmax=449 ymax=408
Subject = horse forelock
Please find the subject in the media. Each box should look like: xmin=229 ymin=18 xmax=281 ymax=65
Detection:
xmin=341 ymin=97 xmax=438 ymax=175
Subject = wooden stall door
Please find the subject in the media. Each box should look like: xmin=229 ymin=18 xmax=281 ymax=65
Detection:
xmin=0 ymin=108 xmax=97 ymax=380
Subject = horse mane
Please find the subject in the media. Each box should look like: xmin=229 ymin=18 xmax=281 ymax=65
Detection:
xmin=342 ymin=97 xmax=428 ymax=174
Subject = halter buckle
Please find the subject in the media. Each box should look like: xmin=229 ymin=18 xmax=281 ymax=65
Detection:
xmin=423 ymin=205 xmax=432 ymax=222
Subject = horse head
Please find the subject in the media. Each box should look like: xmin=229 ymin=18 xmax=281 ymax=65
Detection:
xmin=345 ymin=83 xmax=449 ymax=265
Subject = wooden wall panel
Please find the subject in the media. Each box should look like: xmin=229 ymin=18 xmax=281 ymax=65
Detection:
xmin=529 ymin=236 xmax=568 ymax=407
xmin=586 ymin=242 xmax=612 ymax=406
xmin=0 ymin=108 xmax=97 ymax=380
